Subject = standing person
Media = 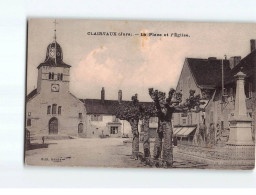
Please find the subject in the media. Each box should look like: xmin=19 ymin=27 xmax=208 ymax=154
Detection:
xmin=208 ymin=123 xmax=215 ymax=146
xmin=42 ymin=136 xmax=45 ymax=144
xmin=199 ymin=115 xmax=207 ymax=146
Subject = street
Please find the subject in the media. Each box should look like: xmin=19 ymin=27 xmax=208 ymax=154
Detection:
xmin=25 ymin=138 xmax=209 ymax=168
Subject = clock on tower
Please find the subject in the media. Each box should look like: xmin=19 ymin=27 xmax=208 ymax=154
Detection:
xmin=51 ymin=84 xmax=59 ymax=92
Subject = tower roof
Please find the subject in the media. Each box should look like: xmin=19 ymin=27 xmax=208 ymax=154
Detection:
xmin=37 ymin=41 xmax=71 ymax=69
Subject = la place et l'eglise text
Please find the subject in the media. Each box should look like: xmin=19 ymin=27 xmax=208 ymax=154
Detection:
xmin=87 ymin=32 xmax=190 ymax=37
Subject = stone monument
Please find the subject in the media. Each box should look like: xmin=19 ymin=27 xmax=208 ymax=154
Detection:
xmin=227 ymin=70 xmax=255 ymax=164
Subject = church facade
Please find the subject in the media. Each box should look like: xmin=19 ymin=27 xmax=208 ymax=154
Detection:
xmin=26 ymin=41 xmax=87 ymax=139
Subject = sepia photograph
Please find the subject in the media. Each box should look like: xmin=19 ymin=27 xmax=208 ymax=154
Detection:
xmin=25 ymin=18 xmax=255 ymax=169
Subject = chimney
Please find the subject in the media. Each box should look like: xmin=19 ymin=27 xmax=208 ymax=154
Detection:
xmin=101 ymin=87 xmax=105 ymax=103
xmin=250 ymin=39 xmax=256 ymax=52
xmin=229 ymin=56 xmax=241 ymax=69
xmin=118 ymin=90 xmax=122 ymax=103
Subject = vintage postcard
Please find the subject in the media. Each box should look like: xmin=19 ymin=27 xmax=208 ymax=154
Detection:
xmin=25 ymin=18 xmax=255 ymax=169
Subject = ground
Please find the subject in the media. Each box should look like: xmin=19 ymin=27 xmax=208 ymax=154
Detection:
xmin=25 ymin=137 xmax=209 ymax=168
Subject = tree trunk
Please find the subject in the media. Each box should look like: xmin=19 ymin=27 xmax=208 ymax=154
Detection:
xmin=162 ymin=121 xmax=173 ymax=167
xmin=130 ymin=120 xmax=139 ymax=159
xmin=153 ymin=121 xmax=164 ymax=160
xmin=143 ymin=118 xmax=150 ymax=158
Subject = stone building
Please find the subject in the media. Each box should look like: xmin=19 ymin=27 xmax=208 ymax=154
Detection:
xmin=26 ymin=41 xmax=87 ymax=139
xmin=173 ymin=57 xmax=230 ymax=142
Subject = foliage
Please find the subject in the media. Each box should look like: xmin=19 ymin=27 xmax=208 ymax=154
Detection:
xmin=115 ymin=94 xmax=140 ymax=122
xmin=139 ymin=102 xmax=157 ymax=120
xmin=148 ymin=88 xmax=182 ymax=121
xmin=180 ymin=90 xmax=205 ymax=112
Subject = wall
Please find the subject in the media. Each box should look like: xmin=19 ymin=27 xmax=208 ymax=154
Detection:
xmin=26 ymin=89 xmax=87 ymax=139
xmin=173 ymin=59 xmax=202 ymax=127
xmin=86 ymin=115 xmax=158 ymax=138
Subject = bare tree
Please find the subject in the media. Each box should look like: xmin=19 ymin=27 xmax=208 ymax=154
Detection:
xmin=115 ymin=94 xmax=141 ymax=159
xmin=139 ymin=103 xmax=157 ymax=161
xmin=149 ymin=88 xmax=203 ymax=167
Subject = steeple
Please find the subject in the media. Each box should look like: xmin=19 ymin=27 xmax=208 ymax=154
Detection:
xmin=53 ymin=19 xmax=58 ymax=65
xmin=37 ymin=20 xmax=71 ymax=69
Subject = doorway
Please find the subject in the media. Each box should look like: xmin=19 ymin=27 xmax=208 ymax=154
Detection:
xmin=78 ymin=123 xmax=83 ymax=133
xmin=49 ymin=117 xmax=58 ymax=134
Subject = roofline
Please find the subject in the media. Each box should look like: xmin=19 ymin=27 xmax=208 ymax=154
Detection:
xmin=26 ymin=89 xmax=39 ymax=102
xmin=69 ymin=92 xmax=85 ymax=103
xmin=185 ymin=58 xmax=201 ymax=89
xmin=175 ymin=58 xmax=187 ymax=91
xmin=37 ymin=64 xmax=71 ymax=69
xmin=82 ymin=98 xmax=153 ymax=104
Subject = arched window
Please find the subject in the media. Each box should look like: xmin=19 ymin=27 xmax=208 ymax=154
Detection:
xmin=52 ymin=104 xmax=57 ymax=114
xmin=47 ymin=105 xmax=51 ymax=114
xmin=49 ymin=73 xmax=51 ymax=79
xmin=27 ymin=119 xmax=31 ymax=126
xmin=51 ymin=72 xmax=54 ymax=80
xmin=58 ymin=106 xmax=62 ymax=115
xmin=60 ymin=73 xmax=63 ymax=80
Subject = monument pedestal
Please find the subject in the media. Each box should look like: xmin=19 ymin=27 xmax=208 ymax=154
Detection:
xmin=227 ymin=117 xmax=254 ymax=146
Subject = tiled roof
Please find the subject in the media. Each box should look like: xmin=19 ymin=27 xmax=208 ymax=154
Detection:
xmin=223 ymin=50 xmax=256 ymax=85
xmin=81 ymin=99 xmax=154 ymax=115
xmin=187 ymin=58 xmax=231 ymax=88
xmin=81 ymin=99 xmax=122 ymax=115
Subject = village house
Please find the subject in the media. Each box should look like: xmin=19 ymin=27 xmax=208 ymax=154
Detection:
xmin=174 ymin=40 xmax=256 ymax=144
xmin=173 ymin=56 xmax=230 ymax=142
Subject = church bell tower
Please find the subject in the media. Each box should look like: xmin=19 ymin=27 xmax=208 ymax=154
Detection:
xmin=36 ymin=20 xmax=71 ymax=95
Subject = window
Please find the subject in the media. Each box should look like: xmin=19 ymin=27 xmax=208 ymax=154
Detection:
xmin=27 ymin=119 xmax=31 ymax=126
xmin=47 ymin=106 xmax=51 ymax=114
xmin=51 ymin=72 xmax=54 ymax=80
xmin=52 ymin=104 xmax=57 ymax=114
xmin=181 ymin=113 xmax=187 ymax=117
xmin=149 ymin=117 xmax=158 ymax=123
xmin=60 ymin=73 xmax=63 ymax=80
xmin=57 ymin=73 xmax=60 ymax=80
xmin=112 ymin=115 xmax=119 ymax=122
xmin=210 ymin=111 xmax=214 ymax=123
xmin=58 ymin=106 xmax=62 ymax=115
xmin=110 ymin=126 xmax=118 ymax=134
xmin=245 ymin=82 xmax=253 ymax=98
xmin=182 ymin=118 xmax=186 ymax=125
xmin=49 ymin=73 xmax=51 ymax=79
xmin=229 ymin=88 xmax=234 ymax=100
xmin=79 ymin=113 xmax=82 ymax=119
xmin=91 ymin=115 xmax=103 ymax=121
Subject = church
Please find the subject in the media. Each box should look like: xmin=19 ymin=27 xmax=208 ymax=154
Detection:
xmin=26 ymin=38 xmax=87 ymax=139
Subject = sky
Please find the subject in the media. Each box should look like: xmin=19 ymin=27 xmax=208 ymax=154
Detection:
xmin=27 ymin=19 xmax=256 ymax=102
